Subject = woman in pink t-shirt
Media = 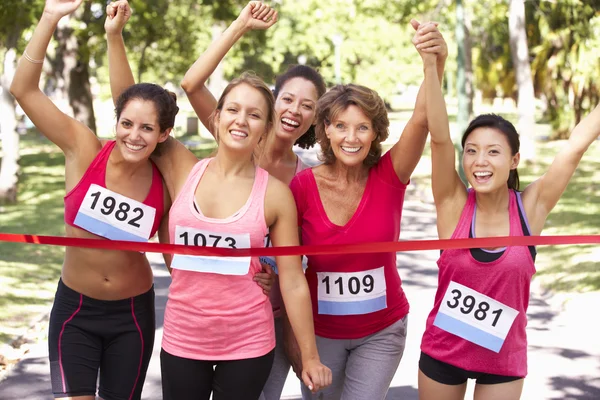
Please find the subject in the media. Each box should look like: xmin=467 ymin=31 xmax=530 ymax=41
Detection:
xmin=418 ymin=25 xmax=600 ymax=400
xmin=288 ymin=21 xmax=447 ymax=400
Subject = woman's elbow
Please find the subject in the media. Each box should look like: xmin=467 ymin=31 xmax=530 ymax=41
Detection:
xmin=9 ymin=80 xmax=25 ymax=100
xmin=180 ymin=76 xmax=198 ymax=94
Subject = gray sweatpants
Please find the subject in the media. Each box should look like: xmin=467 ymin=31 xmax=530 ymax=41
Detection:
xmin=259 ymin=317 xmax=292 ymax=400
xmin=301 ymin=316 xmax=408 ymax=400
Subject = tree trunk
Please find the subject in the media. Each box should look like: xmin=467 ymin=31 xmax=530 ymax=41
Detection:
xmin=207 ymin=22 xmax=227 ymax=99
xmin=464 ymin=8 xmax=474 ymax=117
xmin=52 ymin=3 xmax=97 ymax=134
xmin=0 ymin=32 xmax=21 ymax=204
xmin=509 ymin=0 xmax=535 ymax=161
xmin=455 ymin=0 xmax=468 ymax=184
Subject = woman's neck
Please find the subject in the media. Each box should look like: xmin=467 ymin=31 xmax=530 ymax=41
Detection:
xmin=474 ymin=186 xmax=511 ymax=214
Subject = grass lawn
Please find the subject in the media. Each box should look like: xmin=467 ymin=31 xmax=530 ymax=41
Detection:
xmin=0 ymin=132 xmax=215 ymax=346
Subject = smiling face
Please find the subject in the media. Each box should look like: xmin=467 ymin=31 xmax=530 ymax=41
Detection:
xmin=462 ymin=127 xmax=520 ymax=193
xmin=325 ymin=104 xmax=377 ymax=167
xmin=115 ymin=99 xmax=169 ymax=162
xmin=274 ymin=77 xmax=319 ymax=142
xmin=214 ymin=83 xmax=270 ymax=154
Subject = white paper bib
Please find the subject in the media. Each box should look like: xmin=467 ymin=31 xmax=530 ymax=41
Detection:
xmin=316 ymin=267 xmax=387 ymax=315
xmin=171 ymin=225 xmax=251 ymax=275
xmin=433 ymin=281 xmax=519 ymax=353
xmin=74 ymin=184 xmax=155 ymax=242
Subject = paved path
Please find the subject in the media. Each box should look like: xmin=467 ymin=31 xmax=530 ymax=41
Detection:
xmin=1 ymin=182 xmax=599 ymax=399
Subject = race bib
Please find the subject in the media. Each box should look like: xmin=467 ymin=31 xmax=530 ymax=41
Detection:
xmin=259 ymin=232 xmax=278 ymax=274
xmin=317 ymin=267 xmax=386 ymax=315
xmin=74 ymin=184 xmax=155 ymax=242
xmin=171 ymin=225 xmax=251 ymax=275
xmin=433 ymin=281 xmax=519 ymax=353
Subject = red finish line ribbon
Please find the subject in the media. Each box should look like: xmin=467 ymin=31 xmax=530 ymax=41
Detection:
xmin=0 ymin=233 xmax=598 ymax=257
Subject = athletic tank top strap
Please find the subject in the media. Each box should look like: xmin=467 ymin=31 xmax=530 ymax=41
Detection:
xmin=451 ymin=189 xmax=477 ymax=240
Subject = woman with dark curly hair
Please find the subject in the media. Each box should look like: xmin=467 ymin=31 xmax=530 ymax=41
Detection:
xmin=288 ymin=21 xmax=448 ymax=400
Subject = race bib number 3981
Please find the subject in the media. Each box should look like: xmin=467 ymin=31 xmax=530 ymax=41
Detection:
xmin=433 ymin=281 xmax=519 ymax=353
xmin=170 ymin=225 xmax=251 ymax=276
xmin=74 ymin=184 xmax=155 ymax=242
xmin=317 ymin=267 xmax=387 ymax=316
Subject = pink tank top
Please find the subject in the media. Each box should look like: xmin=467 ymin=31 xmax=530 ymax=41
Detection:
xmin=263 ymin=155 xmax=309 ymax=318
xmin=162 ymin=158 xmax=274 ymax=360
xmin=421 ymin=189 xmax=536 ymax=377
xmin=64 ymin=140 xmax=163 ymax=241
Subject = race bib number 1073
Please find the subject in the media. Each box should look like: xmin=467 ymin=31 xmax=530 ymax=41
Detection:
xmin=433 ymin=281 xmax=519 ymax=353
xmin=170 ymin=225 xmax=251 ymax=275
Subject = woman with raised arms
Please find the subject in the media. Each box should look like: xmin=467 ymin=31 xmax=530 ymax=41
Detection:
xmin=417 ymin=19 xmax=600 ymax=400
xmin=10 ymin=0 xmax=176 ymax=398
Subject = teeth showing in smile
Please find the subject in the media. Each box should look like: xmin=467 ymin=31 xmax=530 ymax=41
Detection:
xmin=281 ymin=118 xmax=300 ymax=127
xmin=341 ymin=146 xmax=361 ymax=153
xmin=125 ymin=142 xmax=144 ymax=151
xmin=230 ymin=130 xmax=248 ymax=138
xmin=474 ymin=172 xmax=492 ymax=177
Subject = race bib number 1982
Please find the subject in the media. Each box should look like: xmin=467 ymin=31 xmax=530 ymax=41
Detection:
xmin=74 ymin=184 xmax=155 ymax=242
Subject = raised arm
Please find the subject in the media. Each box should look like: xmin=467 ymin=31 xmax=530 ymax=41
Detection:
xmin=105 ymin=0 xmax=135 ymax=104
xmin=180 ymin=1 xmax=277 ymax=135
xmin=523 ymin=103 xmax=600 ymax=234
xmin=9 ymin=0 xmax=98 ymax=158
xmin=418 ymin=24 xmax=467 ymax=239
xmin=265 ymin=178 xmax=331 ymax=393
xmin=389 ymin=20 xmax=447 ymax=183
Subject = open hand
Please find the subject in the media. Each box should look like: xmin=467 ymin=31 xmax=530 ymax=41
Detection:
xmin=105 ymin=0 xmax=132 ymax=35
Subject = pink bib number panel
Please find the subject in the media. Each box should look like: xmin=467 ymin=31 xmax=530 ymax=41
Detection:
xmin=317 ymin=267 xmax=387 ymax=315
xmin=434 ymin=281 xmax=519 ymax=353
xmin=74 ymin=184 xmax=155 ymax=242
xmin=171 ymin=225 xmax=251 ymax=275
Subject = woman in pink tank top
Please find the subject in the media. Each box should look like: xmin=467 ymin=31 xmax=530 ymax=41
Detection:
xmin=418 ymin=26 xmax=600 ymax=400
xmin=105 ymin=3 xmax=331 ymax=399
xmin=174 ymin=5 xmax=328 ymax=398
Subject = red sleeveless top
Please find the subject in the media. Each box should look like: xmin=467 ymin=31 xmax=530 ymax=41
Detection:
xmin=64 ymin=141 xmax=164 ymax=241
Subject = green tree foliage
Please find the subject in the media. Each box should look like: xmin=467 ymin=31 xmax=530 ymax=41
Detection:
xmin=528 ymin=0 xmax=600 ymax=137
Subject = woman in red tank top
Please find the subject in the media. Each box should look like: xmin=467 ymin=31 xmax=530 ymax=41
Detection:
xmin=418 ymin=23 xmax=600 ymax=400
xmin=9 ymin=1 xmax=179 ymax=398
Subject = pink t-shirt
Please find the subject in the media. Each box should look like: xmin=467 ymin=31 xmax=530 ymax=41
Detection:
xmin=420 ymin=189 xmax=535 ymax=377
xmin=290 ymin=151 xmax=410 ymax=339
xmin=163 ymin=158 xmax=274 ymax=360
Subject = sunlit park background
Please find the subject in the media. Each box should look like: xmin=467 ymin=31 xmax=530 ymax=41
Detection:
xmin=0 ymin=0 xmax=599 ymax=387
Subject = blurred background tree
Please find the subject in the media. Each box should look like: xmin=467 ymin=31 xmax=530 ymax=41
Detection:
xmin=0 ymin=0 xmax=599 ymax=203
